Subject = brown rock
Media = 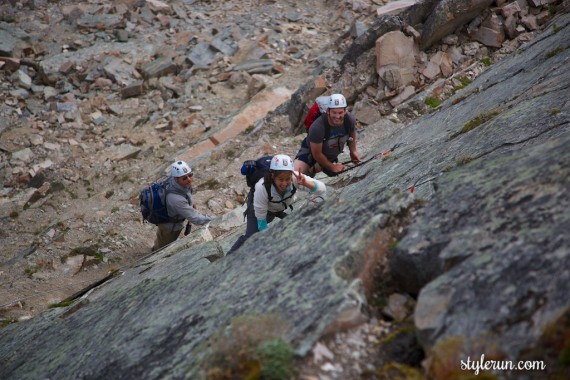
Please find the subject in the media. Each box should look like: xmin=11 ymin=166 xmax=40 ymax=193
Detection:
xmin=389 ymin=85 xmax=415 ymax=107
xmin=472 ymin=26 xmax=505 ymax=48
xmin=121 ymin=81 xmax=145 ymax=99
xmin=59 ymin=61 xmax=74 ymax=75
xmin=521 ymin=15 xmax=539 ymax=30
xmin=306 ymin=76 xmax=328 ymax=101
xmin=0 ymin=56 xmax=20 ymax=72
xmin=146 ymin=0 xmax=172 ymax=14
xmin=140 ymin=58 xmax=177 ymax=80
xmin=504 ymin=15 xmax=520 ymax=39
xmin=501 ymin=1 xmax=522 ymax=18
xmin=536 ymin=11 xmax=550 ymax=25
xmin=375 ymin=31 xmax=418 ymax=71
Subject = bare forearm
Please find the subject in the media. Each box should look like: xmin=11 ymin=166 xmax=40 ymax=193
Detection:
xmin=312 ymin=149 xmax=334 ymax=170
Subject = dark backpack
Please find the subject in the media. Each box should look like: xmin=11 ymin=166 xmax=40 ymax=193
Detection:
xmin=241 ymin=155 xmax=273 ymax=188
xmin=139 ymin=177 xmax=175 ymax=224
xmin=240 ymin=155 xmax=296 ymax=211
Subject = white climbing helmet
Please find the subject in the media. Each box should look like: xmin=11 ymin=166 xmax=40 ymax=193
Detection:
xmin=171 ymin=160 xmax=192 ymax=177
xmin=328 ymin=93 xmax=347 ymax=109
xmin=270 ymin=154 xmax=294 ymax=172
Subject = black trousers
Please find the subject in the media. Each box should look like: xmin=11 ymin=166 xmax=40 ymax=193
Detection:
xmin=227 ymin=193 xmax=284 ymax=254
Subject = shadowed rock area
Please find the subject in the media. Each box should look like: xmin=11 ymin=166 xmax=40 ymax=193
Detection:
xmin=0 ymin=2 xmax=569 ymax=380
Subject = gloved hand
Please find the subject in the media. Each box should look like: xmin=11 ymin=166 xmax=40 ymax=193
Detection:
xmin=257 ymin=218 xmax=268 ymax=231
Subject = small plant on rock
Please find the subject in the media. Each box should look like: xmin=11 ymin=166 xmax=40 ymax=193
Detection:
xmin=546 ymin=47 xmax=565 ymax=59
xmin=48 ymin=300 xmax=74 ymax=309
xmin=424 ymin=97 xmax=442 ymax=108
xmin=461 ymin=109 xmax=502 ymax=134
xmin=0 ymin=319 xmax=18 ymax=328
xmin=454 ymin=76 xmax=473 ymax=91
xmin=202 ymin=314 xmax=294 ymax=380
xmin=199 ymin=178 xmax=221 ymax=190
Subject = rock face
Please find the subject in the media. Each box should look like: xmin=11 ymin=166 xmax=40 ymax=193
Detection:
xmin=0 ymin=2 xmax=569 ymax=379
xmin=389 ymin=9 xmax=570 ymax=367
xmin=420 ymin=0 xmax=496 ymax=49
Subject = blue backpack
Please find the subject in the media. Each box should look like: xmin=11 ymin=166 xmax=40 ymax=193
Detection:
xmin=139 ymin=177 xmax=173 ymax=224
xmin=241 ymin=155 xmax=273 ymax=188
xmin=240 ymin=155 xmax=296 ymax=206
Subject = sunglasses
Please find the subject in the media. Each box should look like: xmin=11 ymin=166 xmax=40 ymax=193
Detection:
xmin=179 ymin=173 xmax=193 ymax=180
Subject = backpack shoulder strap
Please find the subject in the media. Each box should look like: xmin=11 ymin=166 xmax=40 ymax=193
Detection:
xmin=344 ymin=112 xmax=355 ymax=135
xmin=264 ymin=178 xmax=273 ymax=202
xmin=323 ymin=118 xmax=331 ymax=141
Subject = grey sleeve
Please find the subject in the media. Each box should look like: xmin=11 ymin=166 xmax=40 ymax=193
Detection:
xmin=167 ymin=193 xmax=212 ymax=225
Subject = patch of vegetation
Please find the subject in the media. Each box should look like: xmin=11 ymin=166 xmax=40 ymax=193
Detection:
xmin=460 ymin=109 xmax=502 ymax=134
xmin=389 ymin=239 xmax=399 ymax=250
xmin=111 ymin=206 xmax=120 ymax=213
xmin=50 ymin=181 xmax=66 ymax=193
xmin=374 ymin=362 xmax=424 ymax=380
xmin=550 ymin=108 xmax=561 ymax=116
xmin=424 ymin=96 xmax=442 ymax=108
xmin=70 ymin=245 xmax=99 ymax=256
xmin=546 ymin=47 xmax=565 ymax=59
xmin=48 ymin=300 xmax=74 ymax=309
xmin=380 ymin=325 xmax=416 ymax=345
xmin=480 ymin=57 xmax=492 ymax=66
xmin=119 ymin=174 xmax=131 ymax=183
xmin=425 ymin=336 xmax=501 ymax=379
xmin=202 ymin=314 xmax=294 ymax=380
xmin=553 ymin=23 xmax=561 ymax=33
xmin=105 ymin=190 xmax=114 ymax=199
xmin=548 ymin=5 xmax=557 ymax=16
xmin=454 ymin=76 xmax=473 ymax=91
xmin=257 ymin=338 xmax=295 ymax=380
xmin=456 ymin=155 xmax=474 ymax=165
xmin=0 ymin=319 xmax=18 ymax=328
xmin=519 ymin=309 xmax=570 ymax=375
xmin=244 ymin=124 xmax=255 ymax=134
xmin=226 ymin=148 xmax=237 ymax=158
xmin=66 ymin=189 xmax=78 ymax=199
xmin=9 ymin=210 xmax=19 ymax=218
xmin=199 ymin=178 xmax=221 ymax=190
xmin=24 ymin=263 xmax=43 ymax=278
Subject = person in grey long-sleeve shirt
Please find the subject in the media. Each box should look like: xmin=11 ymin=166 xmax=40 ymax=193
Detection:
xmin=152 ymin=160 xmax=212 ymax=251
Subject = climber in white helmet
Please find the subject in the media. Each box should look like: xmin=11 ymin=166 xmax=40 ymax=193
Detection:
xmin=227 ymin=154 xmax=326 ymax=254
xmin=152 ymin=160 xmax=213 ymax=251
xmin=294 ymin=93 xmax=361 ymax=176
